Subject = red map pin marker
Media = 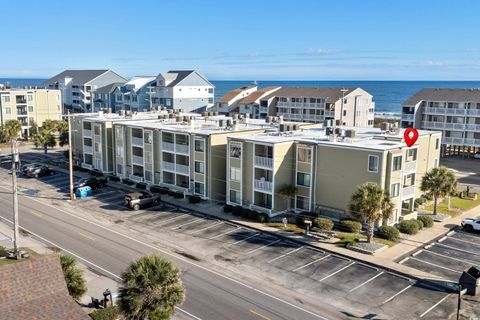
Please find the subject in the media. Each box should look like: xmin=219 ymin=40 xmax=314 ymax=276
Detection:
xmin=404 ymin=128 xmax=418 ymax=147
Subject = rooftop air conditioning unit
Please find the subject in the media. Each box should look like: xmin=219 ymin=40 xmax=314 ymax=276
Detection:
xmin=345 ymin=129 xmax=356 ymax=138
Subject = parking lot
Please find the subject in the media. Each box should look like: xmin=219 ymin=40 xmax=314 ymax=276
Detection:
xmin=0 ymin=155 xmax=460 ymax=319
xmin=398 ymin=228 xmax=480 ymax=282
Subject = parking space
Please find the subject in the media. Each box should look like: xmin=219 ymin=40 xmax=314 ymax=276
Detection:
xmin=399 ymin=229 xmax=480 ymax=282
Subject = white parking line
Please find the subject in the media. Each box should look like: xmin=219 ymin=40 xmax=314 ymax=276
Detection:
xmin=435 ymin=242 xmax=479 ymax=256
xmin=409 ymin=257 xmax=463 ymax=274
xmin=419 ymin=294 xmax=451 ymax=318
xmin=318 ymin=262 xmax=355 ymax=282
xmin=208 ymin=227 xmax=240 ymax=239
xmin=268 ymin=246 xmax=303 ymax=263
xmin=292 ymin=254 xmax=330 ymax=272
xmin=245 ymin=239 xmax=281 ymax=255
xmin=230 ymin=232 xmax=260 ymax=245
xmin=349 ymin=271 xmax=384 ymax=292
xmin=382 ymin=284 xmax=413 ymax=305
xmin=424 ymin=248 xmax=480 ymax=265
xmin=171 ymin=218 xmax=203 ymax=230
xmin=153 ymin=213 xmax=188 ymax=225
xmin=448 ymin=236 xmax=480 ymax=246
xmin=189 ymin=221 xmax=223 ymax=234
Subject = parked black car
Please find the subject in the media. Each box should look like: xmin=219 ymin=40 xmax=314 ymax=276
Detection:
xmin=124 ymin=191 xmax=161 ymax=210
xmin=27 ymin=165 xmax=55 ymax=178
xmin=73 ymin=177 xmax=107 ymax=192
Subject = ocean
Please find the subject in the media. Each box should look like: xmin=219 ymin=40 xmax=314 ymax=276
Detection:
xmin=3 ymin=78 xmax=480 ymax=116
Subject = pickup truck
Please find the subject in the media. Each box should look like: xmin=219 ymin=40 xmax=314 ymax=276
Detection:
xmin=73 ymin=176 xmax=107 ymax=192
xmin=461 ymin=218 xmax=480 ymax=232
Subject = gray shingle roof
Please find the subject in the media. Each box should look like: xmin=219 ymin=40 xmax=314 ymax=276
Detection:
xmin=166 ymin=70 xmax=195 ymax=87
xmin=94 ymin=82 xmax=126 ymax=94
xmin=45 ymin=70 xmax=109 ymax=85
xmin=261 ymin=87 xmax=356 ymax=103
xmin=404 ymin=88 xmax=480 ymax=105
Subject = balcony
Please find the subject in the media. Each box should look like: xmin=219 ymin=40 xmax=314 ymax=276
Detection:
xmin=277 ymin=101 xmax=325 ymax=109
xmin=443 ymin=137 xmax=465 ymax=145
xmin=162 ymin=141 xmax=175 ymax=152
xmin=444 ymin=123 xmax=466 ymax=130
xmin=83 ymin=145 xmax=93 ymax=154
xmin=446 ymin=108 xmax=468 ymax=115
xmin=401 ymin=113 xmax=414 ymax=121
xmin=402 ymin=185 xmax=415 ymax=199
xmin=132 ymin=155 xmax=143 ymax=166
xmin=254 ymin=156 xmax=273 ymax=169
xmin=175 ymin=164 xmax=189 ymax=175
xmin=303 ymin=114 xmax=324 ymax=122
xmin=163 ymin=161 xmax=175 ymax=172
xmin=132 ymin=136 xmax=143 ymax=147
xmin=401 ymin=209 xmax=418 ymax=220
xmin=404 ymin=160 xmax=416 ymax=173
xmin=465 ymin=124 xmax=480 ymax=131
xmin=254 ymin=179 xmax=273 ymax=193
xmin=466 ymin=109 xmax=480 ymax=116
xmin=175 ymin=144 xmax=189 ymax=154
xmin=324 ymin=110 xmax=335 ymax=118
xmin=83 ymin=129 xmax=92 ymax=138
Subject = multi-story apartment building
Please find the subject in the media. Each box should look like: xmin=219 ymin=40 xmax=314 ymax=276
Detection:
xmin=256 ymin=87 xmax=375 ymax=127
xmin=226 ymin=125 xmax=441 ymax=224
xmin=152 ymin=70 xmax=215 ymax=113
xmin=92 ymin=82 xmax=126 ymax=112
xmin=112 ymin=77 xmax=156 ymax=112
xmin=214 ymin=85 xmax=258 ymax=113
xmin=0 ymin=88 xmax=62 ymax=136
xmin=45 ymin=70 xmax=127 ymax=112
xmin=237 ymin=86 xmax=281 ymax=118
xmin=401 ymin=88 xmax=480 ymax=155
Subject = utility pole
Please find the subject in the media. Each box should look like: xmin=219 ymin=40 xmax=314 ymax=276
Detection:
xmin=68 ymin=110 xmax=74 ymax=201
xmin=11 ymin=138 xmax=20 ymax=259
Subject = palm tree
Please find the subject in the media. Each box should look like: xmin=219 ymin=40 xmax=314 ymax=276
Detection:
xmin=34 ymin=128 xmax=56 ymax=153
xmin=349 ymin=183 xmax=394 ymax=243
xmin=41 ymin=119 xmax=58 ymax=132
xmin=56 ymin=120 xmax=69 ymax=146
xmin=279 ymin=184 xmax=298 ymax=210
xmin=29 ymin=120 xmax=38 ymax=138
xmin=4 ymin=120 xmax=21 ymax=142
xmin=60 ymin=255 xmax=87 ymax=302
xmin=118 ymin=255 xmax=185 ymax=320
xmin=420 ymin=166 xmax=457 ymax=215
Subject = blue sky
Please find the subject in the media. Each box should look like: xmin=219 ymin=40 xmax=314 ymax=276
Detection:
xmin=1 ymin=0 xmax=480 ymax=80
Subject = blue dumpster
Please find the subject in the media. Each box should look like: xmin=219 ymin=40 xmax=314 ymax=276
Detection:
xmin=75 ymin=186 xmax=92 ymax=198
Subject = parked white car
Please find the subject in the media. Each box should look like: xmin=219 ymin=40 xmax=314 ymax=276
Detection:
xmin=461 ymin=218 xmax=480 ymax=232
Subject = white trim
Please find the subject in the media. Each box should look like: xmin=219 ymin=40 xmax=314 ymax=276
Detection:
xmin=367 ymin=155 xmax=379 ymax=172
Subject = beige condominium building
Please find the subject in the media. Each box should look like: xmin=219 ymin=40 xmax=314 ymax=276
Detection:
xmin=0 ymin=87 xmax=62 ymax=136
xmin=402 ymin=88 xmax=480 ymax=156
xmin=227 ymin=124 xmax=441 ymax=224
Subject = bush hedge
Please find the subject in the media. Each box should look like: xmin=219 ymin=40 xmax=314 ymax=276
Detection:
xmin=173 ymin=192 xmax=184 ymax=199
xmin=414 ymin=219 xmax=424 ymax=230
xmin=313 ymin=218 xmax=334 ymax=231
xmin=224 ymin=204 xmax=233 ymax=213
xmin=189 ymin=195 xmax=201 ymax=203
xmin=0 ymin=246 xmax=6 ymax=257
xmin=378 ymin=226 xmax=400 ymax=241
xmin=417 ymin=215 xmax=434 ymax=228
xmin=232 ymin=206 xmax=242 ymax=216
xmin=256 ymin=212 xmax=268 ymax=223
xmin=108 ymin=175 xmax=120 ymax=182
xmin=295 ymin=216 xmax=311 ymax=228
xmin=89 ymin=306 xmax=119 ymax=320
xmin=340 ymin=220 xmax=362 ymax=233
xmin=149 ymin=185 xmax=161 ymax=193
xmin=136 ymin=182 xmax=147 ymax=190
xmin=398 ymin=220 xmax=419 ymax=235
xmin=159 ymin=187 xmax=169 ymax=194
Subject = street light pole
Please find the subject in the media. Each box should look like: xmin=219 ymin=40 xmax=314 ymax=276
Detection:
xmin=68 ymin=110 xmax=74 ymax=201
xmin=11 ymin=138 xmax=20 ymax=259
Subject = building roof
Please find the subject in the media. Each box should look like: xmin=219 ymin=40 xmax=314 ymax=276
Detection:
xmin=125 ymin=76 xmax=156 ymax=92
xmin=166 ymin=70 xmax=195 ymax=87
xmin=45 ymin=70 xmax=110 ymax=85
xmin=218 ymin=86 xmax=257 ymax=103
xmin=0 ymin=255 xmax=89 ymax=320
xmin=238 ymin=86 xmax=281 ymax=104
xmin=404 ymin=88 xmax=480 ymax=105
xmin=94 ymin=82 xmax=126 ymax=94
xmin=262 ymin=87 xmax=356 ymax=102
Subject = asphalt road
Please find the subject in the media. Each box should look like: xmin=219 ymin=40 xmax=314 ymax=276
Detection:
xmin=0 ymin=183 xmax=337 ymax=320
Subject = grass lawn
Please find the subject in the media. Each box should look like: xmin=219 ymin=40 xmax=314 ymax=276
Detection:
xmin=424 ymin=195 xmax=480 ymax=217
xmin=0 ymin=247 xmax=39 ymax=266
xmin=334 ymin=232 xmax=396 ymax=247
xmin=266 ymin=222 xmax=305 ymax=234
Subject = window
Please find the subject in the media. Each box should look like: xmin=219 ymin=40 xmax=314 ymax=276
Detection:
xmin=195 ymin=161 xmax=205 ymax=174
xmin=297 ymin=172 xmax=311 ymax=187
xmin=28 ymin=106 xmax=33 ymax=112
xmin=195 ymin=182 xmax=205 ymax=195
xmin=407 ymin=149 xmax=417 ymax=161
xmin=230 ymin=190 xmax=240 ymax=204
xmin=116 ymin=164 xmax=123 ymax=174
xmin=208 ymin=98 xmax=213 ymax=104
xmin=145 ymin=151 xmax=152 ymax=164
xmin=343 ymin=110 xmax=347 ymax=117
xmin=166 ymin=99 xmax=171 ymax=106
xmin=297 ymin=147 xmax=311 ymax=163
xmin=132 ymin=95 xmax=137 ymax=102
xmin=145 ymin=170 xmax=152 ymax=182
xmin=5 ymin=107 xmax=11 ymax=114
xmin=27 ymin=95 xmax=33 ymax=101
xmin=230 ymin=167 xmax=241 ymax=181
xmin=434 ymin=158 xmax=439 ymax=168
xmin=296 ymin=196 xmax=310 ymax=210
xmin=230 ymin=144 xmax=241 ymax=158
xmin=368 ymin=155 xmax=379 ymax=172
xmin=208 ymin=88 xmax=214 ymax=94
xmin=392 ymin=156 xmax=402 ymax=171
xmin=435 ymin=138 xmax=440 ymax=150
xmin=94 ymin=142 xmax=100 ymax=153
xmin=195 ymin=139 xmax=205 ymax=152
xmin=2 ymin=95 xmax=10 ymax=103
xmin=390 ymin=183 xmax=400 ymax=197
xmin=94 ymin=126 xmax=100 ymax=135
xmin=116 ymin=146 xmax=124 ymax=157
xmin=144 ymin=131 xmax=152 ymax=144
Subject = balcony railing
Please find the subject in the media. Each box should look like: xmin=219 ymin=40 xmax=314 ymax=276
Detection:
xmin=402 ymin=185 xmax=415 ymax=198
xmin=443 ymin=137 xmax=480 ymax=146
xmin=83 ymin=129 xmax=92 ymax=138
xmin=401 ymin=113 xmax=415 ymax=121
xmin=163 ymin=161 xmax=175 ymax=172
xmin=132 ymin=136 xmax=143 ymax=147
xmin=444 ymin=123 xmax=466 ymax=130
xmin=465 ymin=124 xmax=480 ymax=131
xmin=129 ymin=175 xmax=143 ymax=182
xmin=277 ymin=101 xmax=326 ymax=109
xmin=162 ymin=141 xmax=175 ymax=152
xmin=175 ymin=144 xmax=189 ymax=154
xmin=132 ymin=155 xmax=143 ymax=166
xmin=324 ymin=110 xmax=335 ymax=118
xmin=254 ymin=179 xmax=273 ymax=193
xmin=404 ymin=160 xmax=416 ymax=173
xmin=254 ymin=156 xmax=273 ymax=169
xmin=303 ymin=114 xmax=324 ymax=122
xmin=83 ymin=145 xmax=93 ymax=154
xmin=466 ymin=109 xmax=480 ymax=116
xmin=175 ymin=164 xmax=189 ymax=175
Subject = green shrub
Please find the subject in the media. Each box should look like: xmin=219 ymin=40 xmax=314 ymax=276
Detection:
xmin=241 ymin=208 xmax=251 ymax=218
xmin=0 ymin=246 xmax=6 ymax=257
xmin=417 ymin=215 xmax=434 ymax=228
xmin=89 ymin=306 xmax=120 ymax=320
xmin=149 ymin=185 xmax=161 ymax=193
xmin=108 ymin=175 xmax=120 ymax=182
xmin=159 ymin=187 xmax=169 ymax=194
xmin=295 ymin=216 xmax=311 ymax=228
xmin=224 ymin=204 xmax=233 ymax=213
xmin=247 ymin=210 xmax=258 ymax=221
xmin=256 ymin=212 xmax=268 ymax=223
xmin=136 ymin=182 xmax=147 ymax=190
xmin=173 ymin=192 xmax=184 ymax=199
xmin=414 ymin=219 xmax=424 ymax=230
xmin=422 ymin=193 xmax=433 ymax=201
xmin=378 ymin=226 xmax=400 ymax=241
xmin=398 ymin=220 xmax=419 ymax=235
xmin=188 ymin=195 xmax=201 ymax=203
xmin=340 ymin=220 xmax=362 ymax=233
xmin=313 ymin=218 xmax=334 ymax=231
xmin=232 ymin=206 xmax=242 ymax=216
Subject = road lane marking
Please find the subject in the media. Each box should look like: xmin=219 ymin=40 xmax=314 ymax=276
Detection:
xmin=78 ymin=232 xmax=95 ymax=241
xmin=268 ymin=246 xmax=303 ymax=263
xmin=419 ymin=294 xmax=451 ymax=318
xmin=189 ymin=221 xmax=223 ymax=234
xmin=318 ymin=262 xmax=355 ymax=282
xmin=349 ymin=271 xmax=384 ymax=292
xmin=245 ymin=239 xmax=281 ymax=255
xmin=250 ymin=309 xmax=272 ymax=320
xmin=292 ymin=254 xmax=330 ymax=272
xmin=30 ymin=210 xmax=42 ymax=218
xmin=409 ymin=257 xmax=463 ymax=274
xmin=382 ymin=284 xmax=413 ymax=305
xmin=0 ymin=187 xmax=331 ymax=320
xmin=230 ymin=232 xmax=260 ymax=245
